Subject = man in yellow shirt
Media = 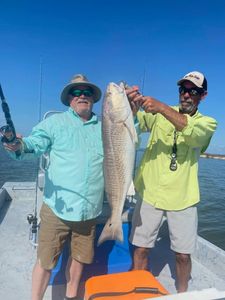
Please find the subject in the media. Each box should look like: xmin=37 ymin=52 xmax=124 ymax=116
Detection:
xmin=127 ymin=71 xmax=217 ymax=292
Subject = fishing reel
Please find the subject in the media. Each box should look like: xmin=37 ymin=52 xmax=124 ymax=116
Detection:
xmin=27 ymin=213 xmax=39 ymax=248
xmin=0 ymin=124 xmax=22 ymax=157
xmin=0 ymin=124 xmax=16 ymax=143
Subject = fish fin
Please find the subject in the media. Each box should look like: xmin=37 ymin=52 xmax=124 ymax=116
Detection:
xmin=97 ymin=218 xmax=123 ymax=246
xmin=124 ymin=117 xmax=138 ymax=144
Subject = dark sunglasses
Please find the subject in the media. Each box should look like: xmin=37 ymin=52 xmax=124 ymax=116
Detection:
xmin=179 ymin=86 xmax=204 ymax=96
xmin=70 ymin=89 xmax=93 ymax=97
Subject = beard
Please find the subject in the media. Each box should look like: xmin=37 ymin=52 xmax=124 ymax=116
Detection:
xmin=179 ymin=98 xmax=199 ymax=115
xmin=179 ymin=103 xmax=197 ymax=114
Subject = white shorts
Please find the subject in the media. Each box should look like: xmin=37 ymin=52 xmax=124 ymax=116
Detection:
xmin=129 ymin=198 xmax=198 ymax=254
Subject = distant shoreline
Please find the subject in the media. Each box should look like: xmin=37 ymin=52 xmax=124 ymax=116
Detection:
xmin=201 ymin=153 xmax=225 ymax=160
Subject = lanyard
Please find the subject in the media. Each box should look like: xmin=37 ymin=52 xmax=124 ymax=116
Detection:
xmin=170 ymin=130 xmax=177 ymax=171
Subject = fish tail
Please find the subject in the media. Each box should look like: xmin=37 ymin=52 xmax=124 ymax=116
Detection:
xmin=97 ymin=219 xmax=123 ymax=246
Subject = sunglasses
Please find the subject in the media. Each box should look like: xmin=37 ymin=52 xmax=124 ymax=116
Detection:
xmin=70 ymin=89 xmax=93 ymax=97
xmin=179 ymin=86 xmax=204 ymax=96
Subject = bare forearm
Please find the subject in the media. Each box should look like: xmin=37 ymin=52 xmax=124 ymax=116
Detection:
xmin=159 ymin=103 xmax=187 ymax=131
xmin=126 ymin=88 xmax=187 ymax=131
xmin=139 ymin=96 xmax=187 ymax=131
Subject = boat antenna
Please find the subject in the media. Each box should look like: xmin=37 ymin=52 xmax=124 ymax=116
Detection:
xmin=27 ymin=57 xmax=43 ymax=248
xmin=38 ymin=57 xmax=43 ymax=122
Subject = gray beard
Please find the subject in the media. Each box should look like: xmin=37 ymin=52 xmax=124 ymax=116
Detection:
xmin=179 ymin=103 xmax=197 ymax=115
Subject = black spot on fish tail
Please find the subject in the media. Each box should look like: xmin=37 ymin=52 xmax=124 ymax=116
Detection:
xmin=97 ymin=219 xmax=124 ymax=246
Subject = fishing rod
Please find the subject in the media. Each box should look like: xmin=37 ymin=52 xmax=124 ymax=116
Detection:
xmin=0 ymin=84 xmax=21 ymax=157
xmin=27 ymin=58 xmax=43 ymax=248
xmin=0 ymin=83 xmax=39 ymax=247
xmin=133 ymin=67 xmax=146 ymax=175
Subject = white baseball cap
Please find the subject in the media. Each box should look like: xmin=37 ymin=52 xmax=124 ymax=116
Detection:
xmin=177 ymin=71 xmax=207 ymax=91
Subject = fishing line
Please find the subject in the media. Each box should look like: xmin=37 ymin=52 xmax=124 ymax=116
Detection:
xmin=140 ymin=67 xmax=146 ymax=95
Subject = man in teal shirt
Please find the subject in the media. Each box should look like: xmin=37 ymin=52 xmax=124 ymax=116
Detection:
xmin=3 ymin=74 xmax=104 ymax=300
xmin=126 ymin=71 xmax=217 ymax=293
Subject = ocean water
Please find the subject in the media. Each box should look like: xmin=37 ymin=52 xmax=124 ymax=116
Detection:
xmin=0 ymin=145 xmax=224 ymax=250
xmin=0 ymin=144 xmax=38 ymax=185
xmin=197 ymin=158 xmax=225 ymax=250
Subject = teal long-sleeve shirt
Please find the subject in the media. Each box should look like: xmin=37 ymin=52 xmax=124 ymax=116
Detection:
xmin=17 ymin=108 xmax=104 ymax=221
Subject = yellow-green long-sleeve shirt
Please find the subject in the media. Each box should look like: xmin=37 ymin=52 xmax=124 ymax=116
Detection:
xmin=134 ymin=106 xmax=217 ymax=210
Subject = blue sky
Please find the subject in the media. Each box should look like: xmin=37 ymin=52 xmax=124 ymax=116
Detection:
xmin=0 ymin=0 xmax=225 ymax=153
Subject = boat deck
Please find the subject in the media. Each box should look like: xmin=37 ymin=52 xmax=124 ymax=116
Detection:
xmin=0 ymin=182 xmax=37 ymax=300
xmin=1 ymin=182 xmax=225 ymax=300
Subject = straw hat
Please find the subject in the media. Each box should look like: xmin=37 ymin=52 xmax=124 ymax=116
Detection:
xmin=61 ymin=74 xmax=102 ymax=106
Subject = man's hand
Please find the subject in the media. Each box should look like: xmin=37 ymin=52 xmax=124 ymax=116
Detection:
xmin=136 ymin=96 xmax=188 ymax=130
xmin=2 ymin=134 xmax=23 ymax=152
xmin=125 ymin=85 xmax=143 ymax=115
xmin=136 ymin=96 xmax=164 ymax=114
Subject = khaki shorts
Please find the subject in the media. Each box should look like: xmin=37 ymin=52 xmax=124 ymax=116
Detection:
xmin=37 ymin=203 xmax=96 ymax=270
xmin=129 ymin=198 xmax=198 ymax=254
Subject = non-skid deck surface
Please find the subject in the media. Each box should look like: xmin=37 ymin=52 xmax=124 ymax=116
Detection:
xmin=0 ymin=182 xmax=37 ymax=300
xmin=1 ymin=182 xmax=225 ymax=300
